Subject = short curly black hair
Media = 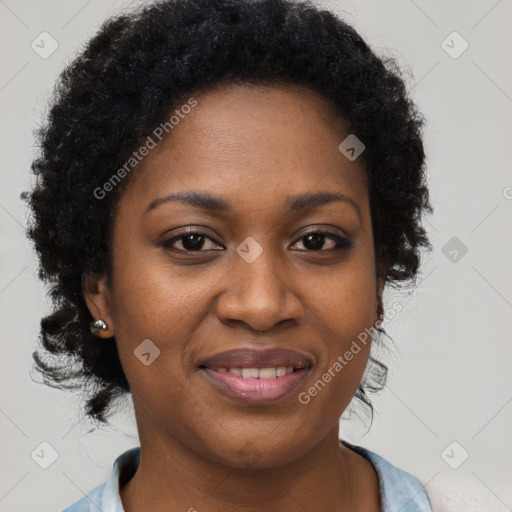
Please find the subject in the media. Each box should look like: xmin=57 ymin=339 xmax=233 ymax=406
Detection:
xmin=22 ymin=0 xmax=432 ymax=427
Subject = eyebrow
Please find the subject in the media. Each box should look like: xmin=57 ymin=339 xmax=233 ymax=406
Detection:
xmin=145 ymin=190 xmax=361 ymax=221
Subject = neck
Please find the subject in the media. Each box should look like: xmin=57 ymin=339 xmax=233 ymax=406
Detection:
xmin=120 ymin=405 xmax=378 ymax=512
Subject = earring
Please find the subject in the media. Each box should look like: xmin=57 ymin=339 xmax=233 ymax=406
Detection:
xmin=90 ymin=319 xmax=109 ymax=335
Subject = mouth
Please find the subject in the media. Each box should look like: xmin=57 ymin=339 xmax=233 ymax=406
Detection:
xmin=198 ymin=366 xmax=305 ymax=377
xmin=197 ymin=348 xmax=313 ymax=403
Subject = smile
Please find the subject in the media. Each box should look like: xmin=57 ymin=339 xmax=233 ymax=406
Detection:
xmin=199 ymin=365 xmax=310 ymax=403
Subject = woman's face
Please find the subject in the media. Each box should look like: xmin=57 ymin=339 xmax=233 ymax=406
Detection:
xmin=85 ymin=83 xmax=382 ymax=468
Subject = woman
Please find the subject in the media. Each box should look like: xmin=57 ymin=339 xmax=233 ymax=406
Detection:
xmin=23 ymin=0 xmax=434 ymax=510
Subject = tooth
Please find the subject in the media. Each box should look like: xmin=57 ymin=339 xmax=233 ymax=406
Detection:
xmin=225 ymin=367 xmax=296 ymax=378
xmin=276 ymin=366 xmax=287 ymax=377
xmin=242 ymin=368 xmax=259 ymax=378
xmin=259 ymin=367 xmax=277 ymax=379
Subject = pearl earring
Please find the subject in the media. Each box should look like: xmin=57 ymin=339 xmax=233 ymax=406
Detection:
xmin=90 ymin=319 xmax=108 ymax=335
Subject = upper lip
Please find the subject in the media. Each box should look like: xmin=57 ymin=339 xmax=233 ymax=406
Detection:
xmin=198 ymin=348 xmax=314 ymax=370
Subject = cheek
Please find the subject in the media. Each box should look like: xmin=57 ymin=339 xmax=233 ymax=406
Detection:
xmin=303 ymin=256 xmax=377 ymax=393
xmin=307 ymin=252 xmax=378 ymax=341
xmin=298 ymin=295 xmax=375 ymax=427
xmin=107 ymin=243 xmax=197 ymax=378
xmin=110 ymin=248 xmax=213 ymax=338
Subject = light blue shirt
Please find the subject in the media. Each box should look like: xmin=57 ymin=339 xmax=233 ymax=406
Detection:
xmin=62 ymin=440 xmax=433 ymax=511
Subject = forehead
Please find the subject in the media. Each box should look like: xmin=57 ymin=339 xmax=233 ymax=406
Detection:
xmin=122 ymin=82 xmax=368 ymax=212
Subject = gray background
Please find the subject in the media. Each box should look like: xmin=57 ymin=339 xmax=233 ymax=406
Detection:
xmin=1 ymin=0 xmax=511 ymax=510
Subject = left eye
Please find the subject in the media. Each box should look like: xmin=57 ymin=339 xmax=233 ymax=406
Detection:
xmin=291 ymin=232 xmax=353 ymax=251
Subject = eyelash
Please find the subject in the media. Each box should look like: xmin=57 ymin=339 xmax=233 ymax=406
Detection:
xmin=159 ymin=230 xmax=354 ymax=253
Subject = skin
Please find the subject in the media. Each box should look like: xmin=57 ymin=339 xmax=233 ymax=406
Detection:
xmin=83 ymin=82 xmax=384 ymax=512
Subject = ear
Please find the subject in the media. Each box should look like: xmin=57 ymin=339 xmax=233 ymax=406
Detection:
xmin=82 ymin=272 xmax=114 ymax=338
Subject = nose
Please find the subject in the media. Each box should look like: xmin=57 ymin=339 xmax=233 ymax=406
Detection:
xmin=215 ymin=249 xmax=304 ymax=332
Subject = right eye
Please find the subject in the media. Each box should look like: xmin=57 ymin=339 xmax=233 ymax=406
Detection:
xmin=159 ymin=231 xmax=224 ymax=252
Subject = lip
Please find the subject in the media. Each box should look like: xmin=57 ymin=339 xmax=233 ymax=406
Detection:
xmin=198 ymin=348 xmax=313 ymax=370
xmin=197 ymin=348 xmax=313 ymax=404
xmin=200 ymin=366 xmax=310 ymax=403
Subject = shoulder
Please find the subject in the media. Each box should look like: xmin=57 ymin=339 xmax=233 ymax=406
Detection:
xmin=341 ymin=440 xmax=433 ymax=512
xmin=60 ymin=447 xmax=140 ymax=512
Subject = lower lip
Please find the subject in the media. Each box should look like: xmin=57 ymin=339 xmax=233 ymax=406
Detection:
xmin=200 ymin=367 xmax=310 ymax=403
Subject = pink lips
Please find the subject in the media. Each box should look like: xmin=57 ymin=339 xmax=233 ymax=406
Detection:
xmin=201 ymin=367 xmax=309 ymax=403
xmin=198 ymin=348 xmax=313 ymax=403
xmin=199 ymin=348 xmax=313 ymax=370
